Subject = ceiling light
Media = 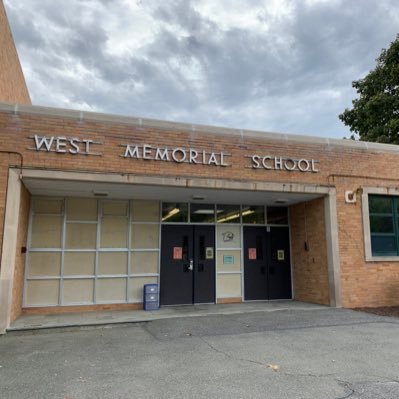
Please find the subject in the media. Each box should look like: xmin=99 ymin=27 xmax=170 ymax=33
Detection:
xmin=242 ymin=209 xmax=255 ymax=216
xmin=217 ymin=213 xmax=240 ymax=223
xmin=162 ymin=208 xmax=180 ymax=221
xmin=93 ymin=191 xmax=109 ymax=197
xmin=274 ymin=199 xmax=288 ymax=204
xmin=192 ymin=195 xmax=207 ymax=201
xmin=217 ymin=209 xmax=254 ymax=223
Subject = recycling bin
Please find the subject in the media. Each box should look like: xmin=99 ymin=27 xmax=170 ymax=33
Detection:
xmin=143 ymin=283 xmax=159 ymax=311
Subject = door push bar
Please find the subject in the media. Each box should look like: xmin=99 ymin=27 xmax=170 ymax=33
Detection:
xmin=184 ymin=259 xmax=205 ymax=272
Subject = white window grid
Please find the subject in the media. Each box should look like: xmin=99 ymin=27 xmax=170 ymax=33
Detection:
xmin=23 ymin=197 xmax=161 ymax=307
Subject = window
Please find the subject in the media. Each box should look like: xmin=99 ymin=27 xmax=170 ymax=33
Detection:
xmin=216 ymin=204 xmax=240 ymax=223
xmin=369 ymin=195 xmax=399 ymax=256
xmin=242 ymin=205 xmax=265 ymax=224
xmin=267 ymin=207 xmax=288 ymax=224
xmin=190 ymin=203 xmax=215 ymax=223
xmin=162 ymin=202 xmax=188 ymax=223
xmin=25 ymin=197 xmax=160 ymax=307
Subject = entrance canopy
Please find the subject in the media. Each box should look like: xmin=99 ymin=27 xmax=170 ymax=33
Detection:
xmin=22 ymin=174 xmax=324 ymax=205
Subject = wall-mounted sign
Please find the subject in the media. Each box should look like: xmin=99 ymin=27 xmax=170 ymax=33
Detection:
xmin=248 ymin=248 xmax=257 ymax=260
xmin=206 ymin=247 xmax=214 ymax=260
xmin=28 ymin=135 xmax=322 ymax=174
xmin=248 ymin=155 xmax=319 ymax=173
xmin=223 ymin=255 xmax=235 ymax=265
xmin=29 ymin=135 xmax=102 ymax=156
xmin=222 ymin=231 xmax=234 ymax=242
xmin=277 ymin=249 xmax=285 ymax=261
xmin=173 ymin=247 xmax=182 ymax=260
xmin=217 ymin=226 xmax=241 ymax=249
xmin=122 ymin=144 xmax=231 ymax=167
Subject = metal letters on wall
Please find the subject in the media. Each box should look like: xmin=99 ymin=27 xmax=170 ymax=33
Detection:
xmin=28 ymin=135 xmax=321 ymax=172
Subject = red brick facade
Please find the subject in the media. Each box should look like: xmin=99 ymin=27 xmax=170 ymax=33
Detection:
xmin=290 ymin=198 xmax=330 ymax=306
xmin=1 ymin=105 xmax=399 ymax=322
xmin=0 ymin=1 xmax=31 ymax=105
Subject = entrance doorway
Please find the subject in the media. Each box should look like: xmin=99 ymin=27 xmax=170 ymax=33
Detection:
xmin=243 ymin=226 xmax=292 ymax=300
xmin=160 ymin=225 xmax=215 ymax=305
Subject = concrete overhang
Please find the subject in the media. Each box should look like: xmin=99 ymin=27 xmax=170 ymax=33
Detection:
xmin=20 ymin=169 xmax=328 ymax=206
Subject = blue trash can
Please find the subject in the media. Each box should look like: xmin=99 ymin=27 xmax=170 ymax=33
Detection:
xmin=143 ymin=284 xmax=159 ymax=311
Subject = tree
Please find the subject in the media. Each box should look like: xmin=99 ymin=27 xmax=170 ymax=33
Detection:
xmin=339 ymin=34 xmax=399 ymax=143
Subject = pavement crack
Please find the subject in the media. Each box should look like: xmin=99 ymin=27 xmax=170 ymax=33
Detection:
xmin=198 ymin=336 xmax=233 ymax=359
xmin=335 ymin=389 xmax=355 ymax=399
xmin=199 ymin=336 xmax=270 ymax=368
xmin=199 ymin=336 xmax=337 ymax=377
xmin=335 ymin=379 xmax=355 ymax=399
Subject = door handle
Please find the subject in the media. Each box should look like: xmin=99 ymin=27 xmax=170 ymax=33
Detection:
xmin=188 ymin=259 xmax=194 ymax=271
xmin=184 ymin=260 xmax=194 ymax=272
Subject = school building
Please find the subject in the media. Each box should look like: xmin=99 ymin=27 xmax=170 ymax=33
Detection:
xmin=1 ymin=0 xmax=399 ymax=333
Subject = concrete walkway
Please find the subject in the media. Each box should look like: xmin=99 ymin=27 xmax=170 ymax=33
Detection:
xmin=8 ymin=300 xmax=328 ymax=331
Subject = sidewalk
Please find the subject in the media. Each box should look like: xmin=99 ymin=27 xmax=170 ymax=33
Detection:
xmin=8 ymin=300 xmax=329 ymax=331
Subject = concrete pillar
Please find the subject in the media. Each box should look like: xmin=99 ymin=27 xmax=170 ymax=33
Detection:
xmin=324 ymin=189 xmax=342 ymax=307
xmin=0 ymin=169 xmax=22 ymax=333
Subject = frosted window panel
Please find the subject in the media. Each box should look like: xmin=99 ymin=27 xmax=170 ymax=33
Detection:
xmin=131 ymin=251 xmax=158 ymax=274
xmin=131 ymin=200 xmax=160 ymax=222
xmin=102 ymin=201 xmax=128 ymax=216
xmin=66 ymin=198 xmax=97 ymax=221
xmin=26 ymin=280 xmax=59 ymax=306
xmin=129 ymin=277 xmax=158 ymax=302
xmin=101 ymin=218 xmax=128 ymax=248
xmin=98 ymin=252 xmax=128 ymax=275
xmin=64 ymin=252 xmax=95 ymax=276
xmin=31 ymin=215 xmax=62 ymax=248
xmin=217 ymin=274 xmax=242 ymax=298
xmin=216 ymin=250 xmax=241 ymax=272
xmin=65 ymin=223 xmax=97 ymax=249
xmin=216 ymin=225 xmax=241 ymax=249
xmin=62 ymin=279 xmax=94 ymax=304
xmin=96 ymin=278 xmax=126 ymax=302
xmin=28 ymin=252 xmax=61 ymax=277
xmin=33 ymin=198 xmax=63 ymax=214
xmin=131 ymin=224 xmax=159 ymax=249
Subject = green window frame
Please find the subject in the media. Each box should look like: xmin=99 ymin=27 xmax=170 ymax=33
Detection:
xmin=369 ymin=195 xmax=399 ymax=256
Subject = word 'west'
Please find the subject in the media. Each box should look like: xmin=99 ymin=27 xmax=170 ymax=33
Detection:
xmin=123 ymin=144 xmax=230 ymax=167
xmin=31 ymin=135 xmax=101 ymax=155
xmin=251 ymin=155 xmax=319 ymax=173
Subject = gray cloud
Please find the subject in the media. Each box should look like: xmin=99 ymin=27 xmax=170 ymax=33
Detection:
xmin=4 ymin=0 xmax=399 ymax=138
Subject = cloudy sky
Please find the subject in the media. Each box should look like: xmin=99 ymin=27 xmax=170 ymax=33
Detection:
xmin=4 ymin=0 xmax=399 ymax=138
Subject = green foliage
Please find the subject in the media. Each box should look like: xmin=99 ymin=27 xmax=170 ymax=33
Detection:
xmin=339 ymin=34 xmax=399 ymax=143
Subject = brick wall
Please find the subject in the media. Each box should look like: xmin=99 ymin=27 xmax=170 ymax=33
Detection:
xmin=333 ymin=178 xmax=399 ymax=308
xmin=1 ymin=109 xmax=399 ymax=309
xmin=0 ymin=1 xmax=31 ymax=104
xmin=290 ymin=198 xmax=330 ymax=305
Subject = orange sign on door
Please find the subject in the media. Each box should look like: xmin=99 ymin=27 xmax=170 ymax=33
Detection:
xmin=248 ymin=248 xmax=257 ymax=260
xmin=173 ymin=247 xmax=183 ymax=260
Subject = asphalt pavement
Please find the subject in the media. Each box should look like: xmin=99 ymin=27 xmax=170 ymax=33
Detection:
xmin=1 ymin=307 xmax=399 ymax=398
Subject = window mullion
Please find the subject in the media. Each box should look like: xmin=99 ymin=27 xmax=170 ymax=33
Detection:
xmin=393 ymin=197 xmax=399 ymax=256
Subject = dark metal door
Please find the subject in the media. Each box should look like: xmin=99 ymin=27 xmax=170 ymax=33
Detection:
xmin=160 ymin=225 xmax=215 ymax=305
xmin=268 ymin=226 xmax=292 ymax=299
xmin=193 ymin=225 xmax=215 ymax=304
xmin=244 ymin=226 xmax=292 ymax=300
xmin=160 ymin=225 xmax=193 ymax=305
xmin=243 ymin=226 xmax=268 ymax=300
